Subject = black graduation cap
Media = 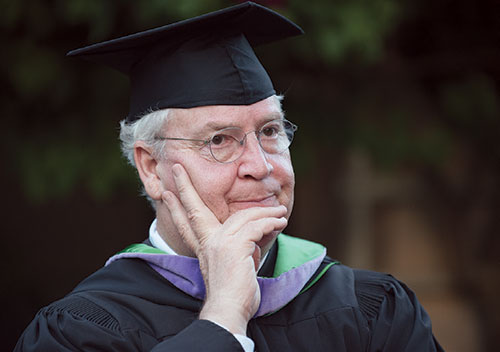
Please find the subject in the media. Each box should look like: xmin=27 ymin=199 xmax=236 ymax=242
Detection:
xmin=67 ymin=1 xmax=303 ymax=123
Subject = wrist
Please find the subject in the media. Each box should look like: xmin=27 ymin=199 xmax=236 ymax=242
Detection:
xmin=200 ymin=302 xmax=249 ymax=335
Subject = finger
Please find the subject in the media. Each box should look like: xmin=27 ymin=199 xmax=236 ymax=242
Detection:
xmin=237 ymin=217 xmax=288 ymax=243
xmin=222 ymin=205 xmax=288 ymax=234
xmin=172 ymin=164 xmax=220 ymax=230
xmin=162 ymin=191 xmax=200 ymax=254
xmin=252 ymin=244 xmax=261 ymax=272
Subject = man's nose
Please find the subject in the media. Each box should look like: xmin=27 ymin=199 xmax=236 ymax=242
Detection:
xmin=237 ymin=133 xmax=273 ymax=179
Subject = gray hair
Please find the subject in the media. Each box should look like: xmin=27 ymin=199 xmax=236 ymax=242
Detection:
xmin=118 ymin=95 xmax=284 ymax=206
xmin=119 ymin=109 xmax=171 ymax=168
xmin=119 ymin=109 xmax=170 ymax=208
xmin=119 ymin=94 xmax=284 ymax=169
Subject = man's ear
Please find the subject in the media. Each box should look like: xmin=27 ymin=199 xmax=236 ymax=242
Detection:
xmin=134 ymin=141 xmax=164 ymax=201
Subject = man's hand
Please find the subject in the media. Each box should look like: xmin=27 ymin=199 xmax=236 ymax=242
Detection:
xmin=162 ymin=164 xmax=287 ymax=335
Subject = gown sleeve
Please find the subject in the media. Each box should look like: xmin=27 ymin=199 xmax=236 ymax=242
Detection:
xmin=15 ymin=295 xmax=244 ymax=352
xmin=354 ymin=269 xmax=444 ymax=352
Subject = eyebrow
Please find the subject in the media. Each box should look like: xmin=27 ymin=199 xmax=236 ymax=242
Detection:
xmin=195 ymin=112 xmax=285 ymax=137
xmin=190 ymin=122 xmax=228 ymax=139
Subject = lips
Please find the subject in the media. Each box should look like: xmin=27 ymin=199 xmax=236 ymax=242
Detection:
xmin=229 ymin=194 xmax=279 ymax=210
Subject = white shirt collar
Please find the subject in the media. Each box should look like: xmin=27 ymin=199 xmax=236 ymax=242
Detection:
xmin=149 ymin=218 xmax=269 ymax=269
xmin=149 ymin=218 xmax=177 ymax=255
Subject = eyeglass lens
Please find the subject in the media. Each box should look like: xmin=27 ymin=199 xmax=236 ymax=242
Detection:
xmin=209 ymin=119 xmax=296 ymax=163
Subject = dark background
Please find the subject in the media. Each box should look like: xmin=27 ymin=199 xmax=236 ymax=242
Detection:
xmin=2 ymin=0 xmax=500 ymax=350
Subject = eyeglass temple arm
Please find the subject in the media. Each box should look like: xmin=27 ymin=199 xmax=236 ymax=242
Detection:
xmin=156 ymin=136 xmax=209 ymax=144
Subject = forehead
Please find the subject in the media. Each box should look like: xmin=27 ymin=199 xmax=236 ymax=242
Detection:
xmin=166 ymin=96 xmax=283 ymax=134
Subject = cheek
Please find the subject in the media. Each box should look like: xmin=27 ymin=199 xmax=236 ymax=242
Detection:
xmin=270 ymin=153 xmax=295 ymax=207
xmin=274 ymin=153 xmax=295 ymax=186
xmin=183 ymin=161 xmax=236 ymax=218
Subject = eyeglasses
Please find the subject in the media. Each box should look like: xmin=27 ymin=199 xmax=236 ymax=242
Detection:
xmin=156 ymin=119 xmax=298 ymax=163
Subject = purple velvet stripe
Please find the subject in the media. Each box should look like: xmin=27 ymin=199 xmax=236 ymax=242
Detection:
xmin=106 ymin=253 xmax=206 ymax=299
xmin=254 ymin=250 xmax=325 ymax=317
xmin=106 ymin=249 xmax=326 ymax=317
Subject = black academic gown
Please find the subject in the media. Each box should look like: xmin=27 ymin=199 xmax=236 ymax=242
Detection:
xmin=15 ymin=243 xmax=443 ymax=351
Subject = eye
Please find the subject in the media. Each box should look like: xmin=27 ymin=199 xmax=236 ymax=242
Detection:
xmin=210 ymin=133 xmax=237 ymax=148
xmin=211 ymin=134 xmax=226 ymax=145
xmin=261 ymin=124 xmax=280 ymax=138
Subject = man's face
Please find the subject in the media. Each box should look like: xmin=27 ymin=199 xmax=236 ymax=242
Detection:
xmin=156 ymin=96 xmax=295 ymax=252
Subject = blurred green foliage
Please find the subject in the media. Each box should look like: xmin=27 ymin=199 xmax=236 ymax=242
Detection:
xmin=2 ymin=0 xmax=499 ymax=202
xmin=441 ymin=74 xmax=499 ymax=126
xmin=3 ymin=3 xmax=500 ymax=349
xmin=289 ymin=0 xmax=399 ymax=64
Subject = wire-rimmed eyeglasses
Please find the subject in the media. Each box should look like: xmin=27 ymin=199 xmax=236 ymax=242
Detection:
xmin=155 ymin=119 xmax=298 ymax=163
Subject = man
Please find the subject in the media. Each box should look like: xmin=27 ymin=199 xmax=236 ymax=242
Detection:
xmin=16 ymin=2 xmax=443 ymax=351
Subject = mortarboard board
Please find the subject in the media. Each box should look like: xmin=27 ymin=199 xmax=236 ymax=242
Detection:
xmin=67 ymin=1 xmax=303 ymax=123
